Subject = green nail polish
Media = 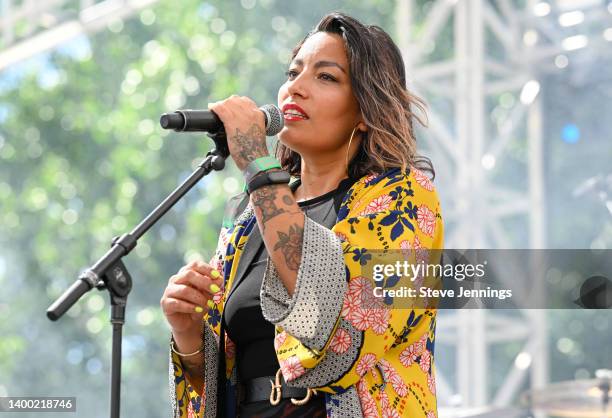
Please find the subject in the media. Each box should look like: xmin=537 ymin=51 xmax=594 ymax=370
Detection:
xmin=194 ymin=306 xmax=203 ymax=313
xmin=211 ymin=270 xmax=221 ymax=279
xmin=207 ymin=300 xmax=215 ymax=309
xmin=210 ymin=284 xmax=220 ymax=293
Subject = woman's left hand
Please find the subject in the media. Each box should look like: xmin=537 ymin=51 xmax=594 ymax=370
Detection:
xmin=207 ymin=95 xmax=269 ymax=171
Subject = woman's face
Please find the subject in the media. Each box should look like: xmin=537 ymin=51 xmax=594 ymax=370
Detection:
xmin=277 ymin=32 xmax=363 ymax=158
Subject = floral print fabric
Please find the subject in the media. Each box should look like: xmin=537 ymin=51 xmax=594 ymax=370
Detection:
xmin=170 ymin=167 xmax=444 ymax=418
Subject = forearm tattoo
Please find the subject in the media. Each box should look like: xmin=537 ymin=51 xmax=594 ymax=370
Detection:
xmin=252 ymin=185 xmax=285 ymax=229
xmin=273 ymin=224 xmax=304 ymax=272
xmin=233 ymin=124 xmax=268 ymax=166
xmin=282 ymin=195 xmax=294 ymax=205
xmin=182 ymin=354 xmax=205 ymax=380
xmin=252 ymin=182 xmax=304 ymax=280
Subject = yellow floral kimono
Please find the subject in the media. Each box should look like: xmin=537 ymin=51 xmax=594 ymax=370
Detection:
xmin=169 ymin=167 xmax=444 ymax=418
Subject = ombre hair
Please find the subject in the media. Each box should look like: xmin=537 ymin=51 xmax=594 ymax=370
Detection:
xmin=275 ymin=12 xmax=435 ymax=180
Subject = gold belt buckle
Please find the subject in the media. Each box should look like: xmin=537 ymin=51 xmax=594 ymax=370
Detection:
xmin=269 ymin=368 xmax=317 ymax=406
xmin=269 ymin=369 xmax=283 ymax=405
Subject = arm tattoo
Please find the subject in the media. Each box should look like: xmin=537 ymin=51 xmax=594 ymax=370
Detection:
xmin=233 ymin=124 xmax=268 ymax=165
xmin=252 ymin=186 xmax=285 ymax=229
xmin=282 ymin=195 xmax=294 ymax=205
xmin=182 ymin=354 xmax=205 ymax=380
xmin=273 ymin=224 xmax=303 ymax=272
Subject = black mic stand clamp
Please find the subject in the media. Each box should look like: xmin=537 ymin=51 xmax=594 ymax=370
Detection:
xmin=47 ymin=147 xmax=227 ymax=418
xmin=205 ymin=130 xmax=229 ymax=159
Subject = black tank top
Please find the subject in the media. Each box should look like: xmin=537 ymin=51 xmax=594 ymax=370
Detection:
xmin=222 ymin=177 xmax=356 ymax=381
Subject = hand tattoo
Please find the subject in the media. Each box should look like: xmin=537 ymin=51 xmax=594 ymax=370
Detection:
xmin=273 ymin=224 xmax=303 ymax=272
xmin=232 ymin=124 xmax=268 ymax=169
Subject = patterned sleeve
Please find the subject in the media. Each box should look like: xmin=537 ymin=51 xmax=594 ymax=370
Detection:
xmin=169 ymin=326 xmax=219 ymax=418
xmin=260 ymin=169 xmax=444 ymax=391
xmin=168 ymin=222 xmax=232 ymax=418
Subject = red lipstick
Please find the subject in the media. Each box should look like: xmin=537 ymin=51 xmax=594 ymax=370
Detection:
xmin=282 ymin=103 xmax=309 ymax=121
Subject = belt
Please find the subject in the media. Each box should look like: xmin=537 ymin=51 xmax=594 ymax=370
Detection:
xmin=243 ymin=371 xmax=315 ymax=404
xmin=243 ymin=376 xmax=307 ymax=403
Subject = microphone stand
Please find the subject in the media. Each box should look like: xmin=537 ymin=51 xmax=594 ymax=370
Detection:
xmin=46 ymin=134 xmax=228 ymax=418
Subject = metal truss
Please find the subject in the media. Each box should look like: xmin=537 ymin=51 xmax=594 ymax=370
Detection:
xmin=393 ymin=0 xmax=612 ymax=412
xmin=0 ymin=0 xmax=159 ymax=71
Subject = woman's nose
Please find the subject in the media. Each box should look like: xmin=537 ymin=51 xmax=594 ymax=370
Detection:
xmin=286 ymin=74 xmax=307 ymax=98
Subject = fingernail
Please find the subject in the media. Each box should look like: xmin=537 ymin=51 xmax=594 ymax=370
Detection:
xmin=210 ymin=284 xmax=220 ymax=293
xmin=211 ymin=270 xmax=221 ymax=279
xmin=194 ymin=306 xmax=203 ymax=313
xmin=207 ymin=300 xmax=215 ymax=309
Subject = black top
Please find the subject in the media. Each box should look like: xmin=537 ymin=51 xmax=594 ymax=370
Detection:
xmin=222 ymin=177 xmax=356 ymax=382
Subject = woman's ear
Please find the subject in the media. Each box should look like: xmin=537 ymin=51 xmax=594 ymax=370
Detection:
xmin=358 ymin=121 xmax=368 ymax=133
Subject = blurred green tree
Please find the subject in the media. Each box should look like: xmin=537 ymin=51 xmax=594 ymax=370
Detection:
xmin=0 ymin=1 xmax=394 ymax=416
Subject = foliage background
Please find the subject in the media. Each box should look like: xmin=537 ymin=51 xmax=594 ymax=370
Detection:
xmin=0 ymin=0 xmax=610 ymax=417
xmin=0 ymin=1 xmax=395 ymax=417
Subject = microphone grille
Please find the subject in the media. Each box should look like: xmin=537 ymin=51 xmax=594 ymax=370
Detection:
xmin=260 ymin=104 xmax=284 ymax=136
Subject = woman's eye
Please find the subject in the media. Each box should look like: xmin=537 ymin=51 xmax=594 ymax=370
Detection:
xmin=284 ymin=70 xmax=336 ymax=82
xmin=319 ymin=73 xmax=336 ymax=82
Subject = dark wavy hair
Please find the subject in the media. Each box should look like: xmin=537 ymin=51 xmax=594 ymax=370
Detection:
xmin=275 ymin=12 xmax=435 ymax=180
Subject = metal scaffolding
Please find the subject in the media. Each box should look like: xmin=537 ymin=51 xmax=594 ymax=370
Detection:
xmin=396 ymin=0 xmax=547 ymax=412
xmin=0 ymin=0 xmax=158 ymax=71
xmin=397 ymin=0 xmax=609 ymax=413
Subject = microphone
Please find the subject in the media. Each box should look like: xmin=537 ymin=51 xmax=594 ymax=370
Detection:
xmin=159 ymin=104 xmax=284 ymax=136
xmin=159 ymin=104 xmax=283 ymax=158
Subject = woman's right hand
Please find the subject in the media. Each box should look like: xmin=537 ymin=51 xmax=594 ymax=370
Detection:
xmin=160 ymin=260 xmax=222 ymax=336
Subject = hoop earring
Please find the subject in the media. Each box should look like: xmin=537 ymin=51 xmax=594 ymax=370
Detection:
xmin=345 ymin=126 xmax=358 ymax=176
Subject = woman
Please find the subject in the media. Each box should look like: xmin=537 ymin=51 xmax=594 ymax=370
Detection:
xmin=161 ymin=12 xmax=443 ymax=418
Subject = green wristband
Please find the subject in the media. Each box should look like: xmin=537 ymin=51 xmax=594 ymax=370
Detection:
xmin=243 ymin=156 xmax=281 ymax=184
